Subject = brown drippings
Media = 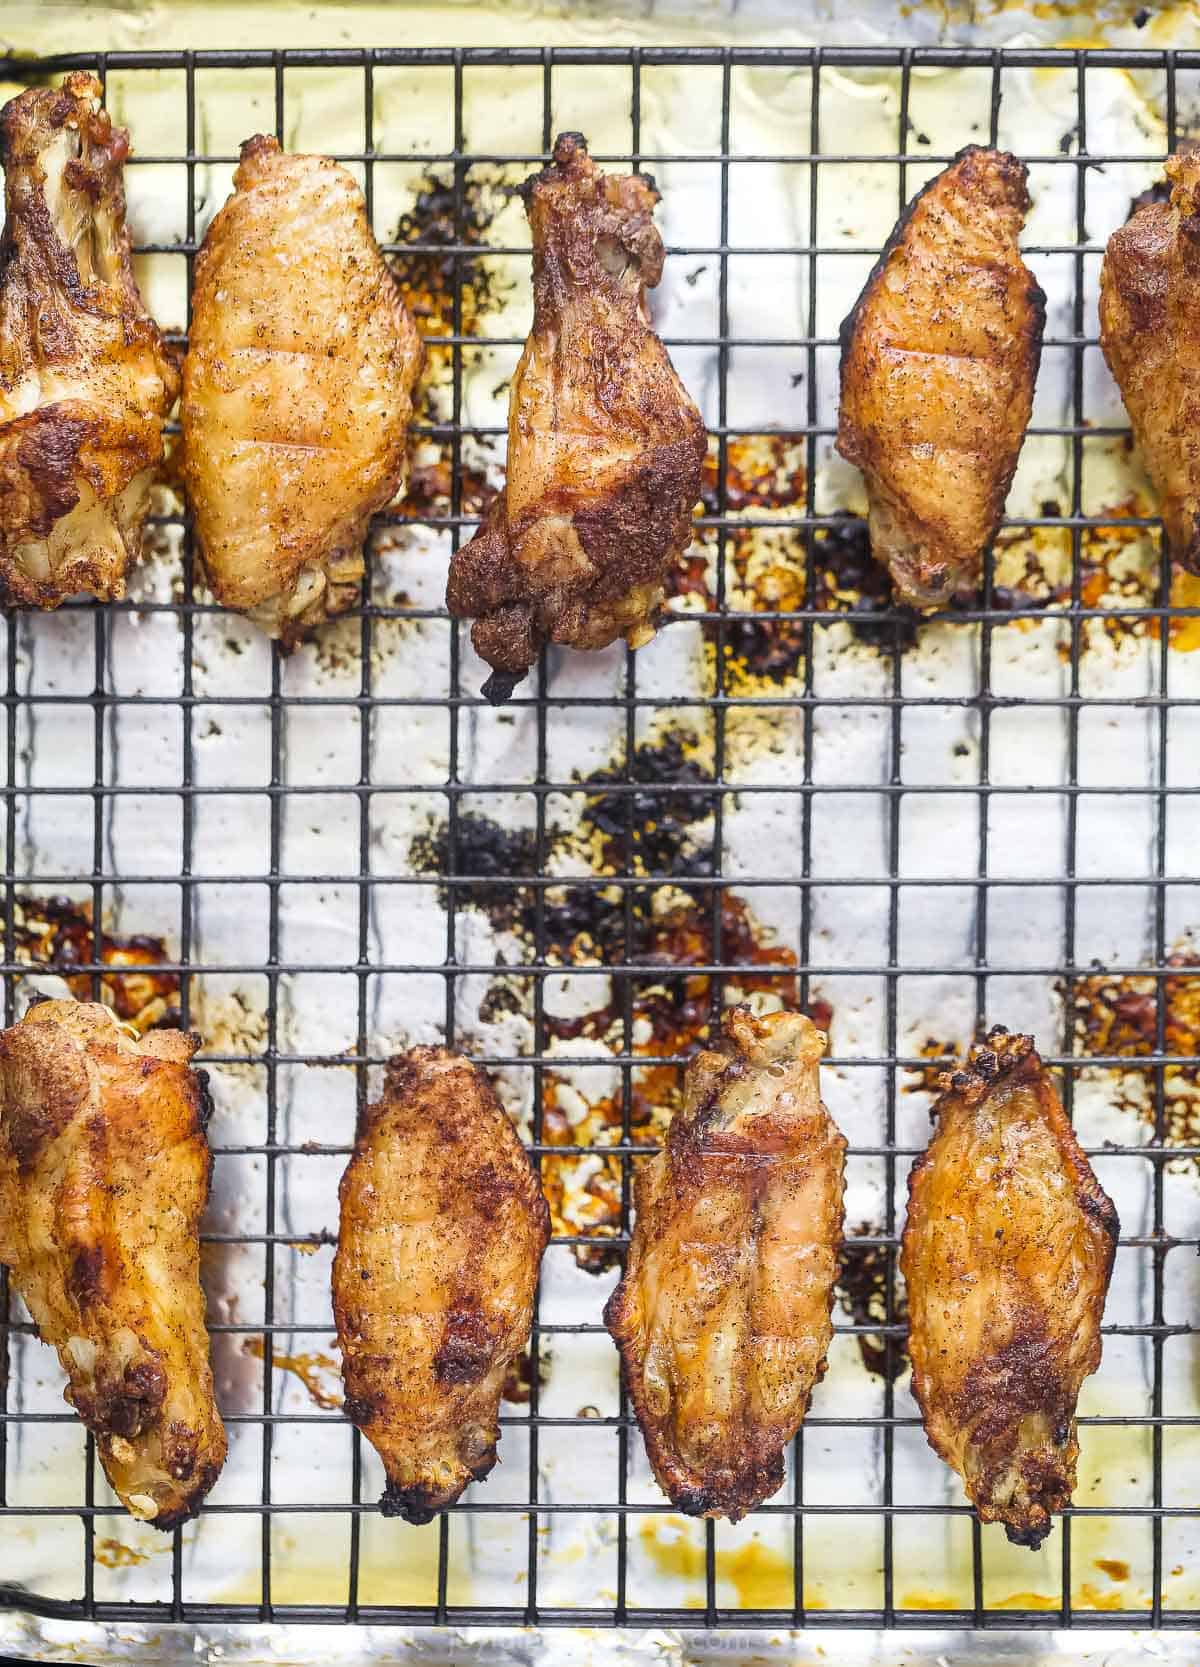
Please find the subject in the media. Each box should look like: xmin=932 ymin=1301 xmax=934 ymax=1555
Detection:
xmin=413 ymin=726 xmax=832 ymax=1271
xmin=11 ymin=894 xmax=178 ymax=1033
xmin=242 ymin=1338 xmax=344 ymax=1410
xmin=904 ymin=1036 xmax=964 ymax=1097
xmin=1096 ymin=1558 xmax=1131 ymax=1581
xmin=400 ymin=455 xmax=497 ymax=523
xmin=390 ymin=168 xmax=511 ymax=341
xmin=1068 ymin=945 xmax=1200 ymax=1150
xmin=836 ymin=1222 xmax=909 ymax=1382
xmin=94 ymin=1537 xmax=151 ymax=1568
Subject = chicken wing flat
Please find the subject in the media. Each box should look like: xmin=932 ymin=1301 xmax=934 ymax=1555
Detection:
xmin=0 ymin=1000 xmax=226 ymax=1528
xmin=446 ymin=131 xmax=707 ymax=702
xmin=333 ymin=1046 xmax=549 ymax=1523
xmin=182 ymin=135 xmax=422 ymax=645
xmin=1100 ymin=153 xmax=1200 ymax=570
xmin=604 ymin=1006 xmax=846 ymax=1520
xmin=900 ymin=1028 xmax=1118 ymax=1548
xmin=0 ymin=73 xmax=179 ymax=606
xmin=837 ymin=146 xmax=1045 ymax=609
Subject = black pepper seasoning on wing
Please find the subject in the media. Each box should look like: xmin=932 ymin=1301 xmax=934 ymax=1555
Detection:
xmin=446 ymin=132 xmax=707 ymax=703
xmin=900 ymin=1028 xmax=1118 ymax=1548
xmin=1100 ymin=152 xmax=1200 ymax=570
xmin=837 ymin=146 xmax=1045 ymax=609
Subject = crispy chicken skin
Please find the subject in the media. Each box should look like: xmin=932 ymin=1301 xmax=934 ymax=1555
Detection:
xmin=1100 ymin=153 xmax=1200 ymax=570
xmin=333 ymin=1047 xmax=549 ymax=1524
xmin=0 ymin=73 xmax=179 ymax=606
xmin=837 ymin=146 xmax=1045 ymax=609
xmin=0 ymin=1000 xmax=226 ymax=1528
xmin=446 ymin=131 xmax=707 ymax=703
xmin=604 ymin=1007 xmax=846 ymax=1520
xmin=900 ymin=1028 xmax=1118 ymax=1549
xmin=181 ymin=135 xmax=422 ymax=646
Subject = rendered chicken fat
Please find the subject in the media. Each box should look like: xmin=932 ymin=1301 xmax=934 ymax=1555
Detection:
xmin=0 ymin=73 xmax=179 ymax=605
xmin=333 ymin=1047 xmax=549 ymax=1523
xmin=181 ymin=134 xmax=423 ymax=644
xmin=900 ymin=1028 xmax=1118 ymax=1548
xmin=446 ymin=130 xmax=707 ymax=701
xmin=0 ymin=1000 xmax=226 ymax=1528
xmin=837 ymin=146 xmax=1045 ymax=609
xmin=605 ymin=1006 xmax=846 ymax=1520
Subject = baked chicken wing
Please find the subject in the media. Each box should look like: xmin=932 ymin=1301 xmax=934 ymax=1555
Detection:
xmin=837 ymin=146 xmax=1045 ymax=609
xmin=333 ymin=1046 xmax=549 ymax=1523
xmin=0 ymin=1000 xmax=226 ymax=1528
xmin=900 ymin=1028 xmax=1118 ymax=1548
xmin=1100 ymin=152 xmax=1200 ymax=569
xmin=0 ymin=73 xmax=179 ymax=606
xmin=446 ymin=131 xmax=707 ymax=702
xmin=181 ymin=135 xmax=422 ymax=645
xmin=604 ymin=1007 xmax=846 ymax=1519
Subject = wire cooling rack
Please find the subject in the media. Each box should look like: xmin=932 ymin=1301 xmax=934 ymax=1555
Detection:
xmin=2 ymin=40 xmax=1200 ymax=1641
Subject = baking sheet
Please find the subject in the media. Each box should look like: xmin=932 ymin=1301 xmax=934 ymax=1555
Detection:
xmin=3 ymin=3 xmax=1200 ymax=1662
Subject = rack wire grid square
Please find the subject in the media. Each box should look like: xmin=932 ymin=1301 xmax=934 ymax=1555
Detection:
xmin=2 ymin=40 xmax=1200 ymax=1638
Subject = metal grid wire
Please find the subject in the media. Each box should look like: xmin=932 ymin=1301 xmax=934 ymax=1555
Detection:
xmin=0 ymin=40 xmax=1197 ymax=1636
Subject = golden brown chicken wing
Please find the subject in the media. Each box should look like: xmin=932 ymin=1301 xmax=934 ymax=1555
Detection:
xmin=332 ymin=1046 xmax=549 ymax=1523
xmin=1100 ymin=153 xmax=1200 ymax=570
xmin=181 ymin=135 xmax=422 ymax=645
xmin=900 ymin=1028 xmax=1118 ymax=1548
xmin=446 ymin=131 xmax=707 ymax=702
xmin=0 ymin=1000 xmax=226 ymax=1528
xmin=837 ymin=146 xmax=1045 ymax=609
xmin=0 ymin=73 xmax=179 ymax=606
xmin=604 ymin=1006 xmax=846 ymax=1520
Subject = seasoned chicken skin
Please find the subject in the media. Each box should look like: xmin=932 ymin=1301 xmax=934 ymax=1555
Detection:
xmin=0 ymin=1001 xmax=226 ymax=1528
xmin=900 ymin=1028 xmax=1118 ymax=1548
xmin=605 ymin=1007 xmax=846 ymax=1519
xmin=446 ymin=131 xmax=707 ymax=702
xmin=333 ymin=1047 xmax=549 ymax=1524
xmin=182 ymin=135 xmax=422 ymax=645
xmin=1100 ymin=153 xmax=1200 ymax=570
xmin=837 ymin=146 xmax=1045 ymax=608
xmin=0 ymin=73 xmax=179 ymax=606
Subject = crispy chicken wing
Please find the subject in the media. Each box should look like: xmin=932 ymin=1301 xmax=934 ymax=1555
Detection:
xmin=446 ymin=131 xmax=707 ymax=702
xmin=0 ymin=1000 xmax=226 ymax=1528
xmin=181 ymin=135 xmax=422 ymax=646
xmin=1100 ymin=153 xmax=1200 ymax=570
xmin=837 ymin=146 xmax=1045 ymax=609
xmin=900 ymin=1028 xmax=1118 ymax=1548
xmin=333 ymin=1046 xmax=549 ymax=1524
xmin=0 ymin=73 xmax=179 ymax=606
xmin=604 ymin=1007 xmax=846 ymax=1519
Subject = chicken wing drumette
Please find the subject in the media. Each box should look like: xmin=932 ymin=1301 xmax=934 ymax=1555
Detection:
xmin=837 ymin=146 xmax=1045 ymax=609
xmin=0 ymin=1000 xmax=226 ymax=1528
xmin=446 ymin=131 xmax=707 ymax=702
xmin=0 ymin=73 xmax=179 ymax=605
xmin=333 ymin=1047 xmax=549 ymax=1523
xmin=900 ymin=1028 xmax=1118 ymax=1548
xmin=1100 ymin=152 xmax=1200 ymax=570
xmin=605 ymin=1007 xmax=846 ymax=1520
xmin=182 ymin=135 xmax=423 ymax=645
